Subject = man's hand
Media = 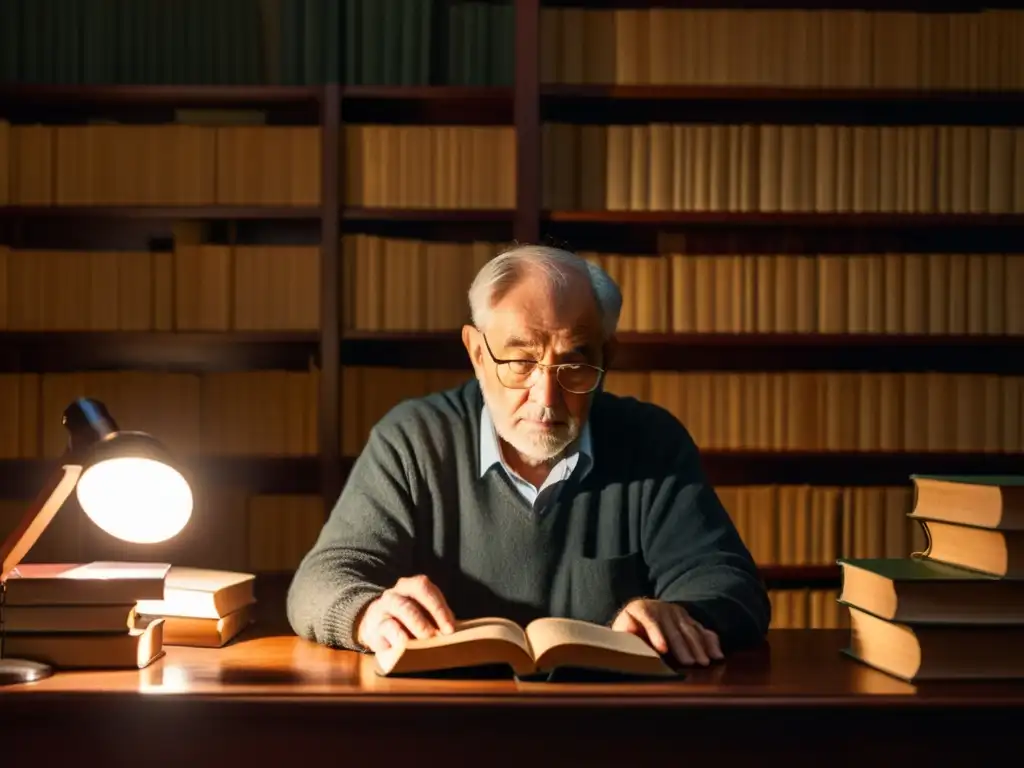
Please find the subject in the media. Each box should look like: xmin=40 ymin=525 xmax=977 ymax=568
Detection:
xmin=611 ymin=599 xmax=724 ymax=667
xmin=356 ymin=575 xmax=456 ymax=653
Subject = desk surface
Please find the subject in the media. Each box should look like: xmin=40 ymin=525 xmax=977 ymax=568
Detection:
xmin=4 ymin=628 xmax=1024 ymax=705
xmin=3 ymin=629 xmax=1023 ymax=765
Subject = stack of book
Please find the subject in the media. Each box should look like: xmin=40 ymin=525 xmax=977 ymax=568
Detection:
xmin=1 ymin=561 xmax=169 ymax=669
xmin=134 ymin=567 xmax=255 ymax=648
xmin=840 ymin=475 xmax=1024 ymax=682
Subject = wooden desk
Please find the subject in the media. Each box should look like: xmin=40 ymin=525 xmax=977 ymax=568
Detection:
xmin=2 ymin=628 xmax=1021 ymax=766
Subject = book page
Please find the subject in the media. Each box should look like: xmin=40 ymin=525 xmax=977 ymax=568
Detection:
xmin=525 ymin=617 xmax=663 ymax=661
xmin=400 ymin=617 xmax=530 ymax=652
xmin=525 ymin=617 xmax=677 ymax=677
xmin=375 ymin=617 xmax=534 ymax=676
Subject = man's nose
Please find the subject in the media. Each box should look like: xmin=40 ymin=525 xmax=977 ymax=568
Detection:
xmin=529 ymin=366 xmax=562 ymax=408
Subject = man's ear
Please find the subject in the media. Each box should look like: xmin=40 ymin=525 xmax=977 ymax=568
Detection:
xmin=462 ymin=324 xmax=484 ymax=375
xmin=602 ymin=334 xmax=618 ymax=369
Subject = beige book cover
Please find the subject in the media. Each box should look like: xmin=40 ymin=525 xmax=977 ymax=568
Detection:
xmin=2 ymin=562 xmax=169 ymax=606
xmin=2 ymin=618 xmax=165 ymax=670
xmin=135 ymin=566 xmax=255 ymax=620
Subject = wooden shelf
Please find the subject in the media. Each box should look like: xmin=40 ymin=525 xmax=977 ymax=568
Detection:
xmin=0 ymin=84 xmax=322 ymax=107
xmin=760 ymin=565 xmax=840 ymax=589
xmin=0 ymin=85 xmax=323 ymax=124
xmin=0 ymin=332 xmax=319 ymax=372
xmin=542 ymin=83 xmax=1024 ymax=124
xmin=699 ymin=451 xmax=1024 ymax=486
xmin=543 ymin=84 xmax=1024 ymax=105
xmin=341 ymin=208 xmax=515 ymax=240
xmin=343 ymin=208 xmax=514 ymax=222
xmin=0 ymin=455 xmax=320 ymax=499
xmin=608 ymin=333 xmax=1024 ymax=374
xmin=339 ymin=331 xmax=1024 ymax=374
xmin=544 ymin=1 xmax=1016 ymax=10
xmin=341 ymin=86 xmax=513 ymax=125
xmin=543 ymin=211 xmax=1024 ymax=253
xmin=0 ymin=206 xmax=322 ymax=221
xmin=545 ymin=211 xmax=1024 ymax=229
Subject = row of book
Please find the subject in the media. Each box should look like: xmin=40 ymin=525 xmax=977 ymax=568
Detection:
xmin=344 ymin=234 xmax=1024 ymax=336
xmin=1 ymin=123 xmax=322 ymax=207
xmin=0 ymin=0 xmax=513 ymax=87
xmin=1 ymin=565 xmax=256 ymax=669
xmin=5 ymin=367 xmax=1020 ymax=462
xmin=10 ymin=121 xmax=1024 ymax=214
xmin=0 ymin=244 xmax=320 ymax=333
xmin=9 ymin=240 xmax=1024 ymax=337
xmin=542 ymin=7 xmax=1024 ymax=90
xmin=543 ymin=123 xmax=1024 ymax=214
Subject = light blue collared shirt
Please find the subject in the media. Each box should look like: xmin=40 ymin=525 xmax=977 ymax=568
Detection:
xmin=479 ymin=406 xmax=593 ymax=510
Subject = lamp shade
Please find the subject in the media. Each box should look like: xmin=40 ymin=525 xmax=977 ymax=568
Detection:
xmin=74 ymin=431 xmax=193 ymax=544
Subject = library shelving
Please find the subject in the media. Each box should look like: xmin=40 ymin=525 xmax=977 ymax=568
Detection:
xmin=3 ymin=0 xmax=1024 ymax=598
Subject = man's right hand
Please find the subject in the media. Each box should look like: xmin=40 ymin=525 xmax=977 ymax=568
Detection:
xmin=356 ymin=575 xmax=456 ymax=652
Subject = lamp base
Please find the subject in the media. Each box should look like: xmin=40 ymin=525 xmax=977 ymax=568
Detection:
xmin=0 ymin=657 xmax=53 ymax=686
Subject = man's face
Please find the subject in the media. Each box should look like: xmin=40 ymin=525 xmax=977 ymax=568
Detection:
xmin=465 ymin=271 xmax=605 ymax=466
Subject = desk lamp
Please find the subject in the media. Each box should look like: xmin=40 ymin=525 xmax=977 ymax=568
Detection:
xmin=0 ymin=398 xmax=193 ymax=685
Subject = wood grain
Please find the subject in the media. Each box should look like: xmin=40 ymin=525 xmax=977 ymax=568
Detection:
xmin=1 ymin=629 xmax=1021 ymax=765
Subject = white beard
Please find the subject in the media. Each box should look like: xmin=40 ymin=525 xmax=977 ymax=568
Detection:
xmin=480 ymin=384 xmax=580 ymax=467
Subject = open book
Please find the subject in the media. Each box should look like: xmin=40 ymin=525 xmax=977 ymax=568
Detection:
xmin=373 ymin=617 xmax=679 ymax=680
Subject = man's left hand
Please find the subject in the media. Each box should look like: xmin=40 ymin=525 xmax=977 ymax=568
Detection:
xmin=611 ymin=599 xmax=724 ymax=667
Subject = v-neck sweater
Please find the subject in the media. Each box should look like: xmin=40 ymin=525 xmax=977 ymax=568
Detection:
xmin=286 ymin=379 xmax=771 ymax=652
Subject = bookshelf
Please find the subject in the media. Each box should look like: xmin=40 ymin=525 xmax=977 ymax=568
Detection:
xmin=1 ymin=0 xmax=1023 ymax=617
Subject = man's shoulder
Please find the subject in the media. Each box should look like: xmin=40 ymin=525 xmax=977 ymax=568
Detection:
xmin=591 ymin=388 xmax=695 ymax=455
xmin=372 ymin=377 xmax=481 ymax=444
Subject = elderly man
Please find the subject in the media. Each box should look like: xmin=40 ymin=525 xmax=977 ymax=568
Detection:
xmin=287 ymin=244 xmax=770 ymax=666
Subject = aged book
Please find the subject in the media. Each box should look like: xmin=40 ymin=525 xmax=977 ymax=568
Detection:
xmin=844 ymin=605 xmax=1024 ymax=681
xmin=136 ymin=602 xmax=254 ymax=648
xmin=1 ymin=562 xmax=170 ymax=605
xmin=1 ymin=618 xmax=165 ymax=670
xmin=909 ymin=517 xmax=1024 ymax=577
xmin=2 ymin=603 xmax=138 ymax=633
xmin=374 ymin=617 xmax=678 ymax=679
xmin=134 ymin=567 xmax=255 ymax=619
xmin=838 ymin=557 xmax=1024 ymax=623
xmin=910 ymin=474 xmax=1024 ymax=530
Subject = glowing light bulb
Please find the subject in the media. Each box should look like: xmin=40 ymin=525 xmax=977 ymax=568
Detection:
xmin=76 ymin=457 xmax=193 ymax=543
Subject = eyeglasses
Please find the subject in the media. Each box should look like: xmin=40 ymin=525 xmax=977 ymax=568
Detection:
xmin=479 ymin=331 xmax=605 ymax=395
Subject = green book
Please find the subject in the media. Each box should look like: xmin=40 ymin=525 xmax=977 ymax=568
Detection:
xmin=838 ymin=557 xmax=1024 ymax=625
xmin=0 ymin=0 xmax=19 ymax=82
xmin=343 ymin=0 xmax=359 ymax=85
xmin=911 ymin=474 xmax=1024 ymax=486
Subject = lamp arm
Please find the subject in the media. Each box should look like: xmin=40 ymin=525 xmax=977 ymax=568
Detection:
xmin=0 ymin=464 xmax=83 ymax=582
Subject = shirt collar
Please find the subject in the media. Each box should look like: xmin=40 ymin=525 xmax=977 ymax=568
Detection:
xmin=479 ymin=406 xmax=593 ymax=484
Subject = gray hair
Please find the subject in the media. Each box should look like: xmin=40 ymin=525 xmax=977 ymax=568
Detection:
xmin=468 ymin=244 xmax=622 ymax=340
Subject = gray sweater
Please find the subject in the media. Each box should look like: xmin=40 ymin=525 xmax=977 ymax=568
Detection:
xmin=287 ymin=379 xmax=771 ymax=652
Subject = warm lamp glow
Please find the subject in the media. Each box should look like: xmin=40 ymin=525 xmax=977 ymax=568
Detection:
xmin=1 ymin=398 xmax=196 ymax=687
xmin=76 ymin=457 xmax=193 ymax=544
